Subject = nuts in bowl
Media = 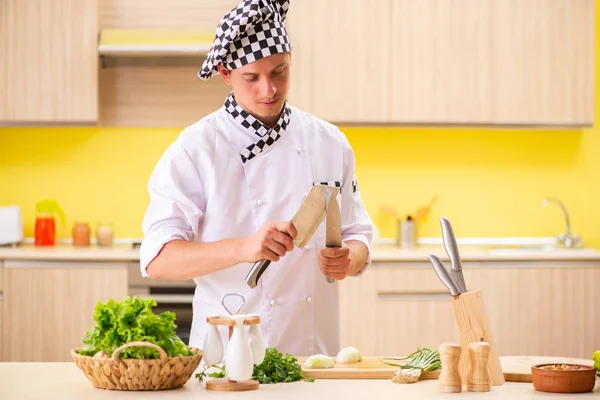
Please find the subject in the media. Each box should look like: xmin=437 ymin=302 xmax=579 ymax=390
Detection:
xmin=532 ymin=363 xmax=596 ymax=393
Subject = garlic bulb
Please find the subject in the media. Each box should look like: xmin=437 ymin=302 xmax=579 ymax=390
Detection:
xmin=336 ymin=347 xmax=363 ymax=363
xmin=303 ymin=354 xmax=334 ymax=369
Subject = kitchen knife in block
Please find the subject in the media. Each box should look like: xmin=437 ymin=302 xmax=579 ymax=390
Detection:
xmin=245 ymin=185 xmax=336 ymax=288
xmin=452 ymin=289 xmax=505 ymax=386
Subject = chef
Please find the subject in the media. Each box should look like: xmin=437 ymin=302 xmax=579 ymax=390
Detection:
xmin=139 ymin=0 xmax=374 ymax=357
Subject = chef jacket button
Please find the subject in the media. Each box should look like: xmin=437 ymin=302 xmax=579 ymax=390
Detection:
xmin=269 ymin=299 xmax=276 ymax=306
xmin=304 ymin=244 xmax=311 ymax=250
xmin=306 ymin=296 xmax=312 ymax=303
xmin=256 ymin=199 xmax=263 ymax=206
xmin=297 ymin=147 xmax=303 ymax=154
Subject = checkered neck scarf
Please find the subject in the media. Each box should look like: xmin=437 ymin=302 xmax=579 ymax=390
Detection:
xmin=199 ymin=0 xmax=292 ymax=81
xmin=224 ymin=93 xmax=292 ymax=163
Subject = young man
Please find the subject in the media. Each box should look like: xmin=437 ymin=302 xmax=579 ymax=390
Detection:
xmin=140 ymin=0 xmax=374 ymax=357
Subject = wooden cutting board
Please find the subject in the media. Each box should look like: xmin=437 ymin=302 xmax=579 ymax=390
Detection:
xmin=297 ymin=356 xmax=595 ymax=382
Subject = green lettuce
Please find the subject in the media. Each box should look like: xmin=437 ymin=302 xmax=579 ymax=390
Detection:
xmin=78 ymin=296 xmax=193 ymax=359
xmin=593 ymin=350 xmax=599 ymax=376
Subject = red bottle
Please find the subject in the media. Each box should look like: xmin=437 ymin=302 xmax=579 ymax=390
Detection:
xmin=34 ymin=200 xmax=65 ymax=246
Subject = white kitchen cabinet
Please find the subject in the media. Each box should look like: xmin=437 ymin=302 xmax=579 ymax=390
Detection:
xmin=0 ymin=0 xmax=98 ymax=124
xmin=339 ymin=261 xmax=600 ymax=359
xmin=1 ymin=261 xmax=128 ymax=362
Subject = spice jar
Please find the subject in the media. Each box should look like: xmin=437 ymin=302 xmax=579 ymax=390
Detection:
xmin=72 ymin=222 xmax=91 ymax=246
xmin=96 ymin=222 xmax=114 ymax=247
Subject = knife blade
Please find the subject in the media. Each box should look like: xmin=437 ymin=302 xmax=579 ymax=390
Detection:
xmin=440 ymin=217 xmax=468 ymax=293
xmin=324 ymin=187 xmax=342 ymax=283
xmin=427 ymin=254 xmax=460 ymax=296
xmin=245 ymin=185 xmax=334 ymax=289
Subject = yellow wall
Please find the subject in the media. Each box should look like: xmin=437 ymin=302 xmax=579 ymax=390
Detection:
xmin=1 ymin=13 xmax=598 ymax=246
xmin=1 ymin=123 xmax=597 ymax=245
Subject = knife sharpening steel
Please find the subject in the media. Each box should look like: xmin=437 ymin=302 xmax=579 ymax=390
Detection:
xmin=451 ymin=289 xmax=505 ymax=386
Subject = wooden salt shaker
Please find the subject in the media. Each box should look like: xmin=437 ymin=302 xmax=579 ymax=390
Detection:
xmin=438 ymin=342 xmax=462 ymax=393
xmin=468 ymin=342 xmax=491 ymax=392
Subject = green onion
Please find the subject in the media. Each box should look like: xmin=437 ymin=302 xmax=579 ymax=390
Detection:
xmin=381 ymin=348 xmax=441 ymax=384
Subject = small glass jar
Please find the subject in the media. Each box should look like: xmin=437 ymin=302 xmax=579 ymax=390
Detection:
xmin=96 ymin=222 xmax=114 ymax=247
xmin=72 ymin=222 xmax=91 ymax=246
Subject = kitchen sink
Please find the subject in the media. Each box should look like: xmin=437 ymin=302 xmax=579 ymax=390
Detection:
xmin=486 ymin=245 xmax=596 ymax=255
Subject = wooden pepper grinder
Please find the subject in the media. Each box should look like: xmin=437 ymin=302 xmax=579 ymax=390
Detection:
xmin=438 ymin=342 xmax=462 ymax=393
xmin=467 ymin=342 xmax=491 ymax=392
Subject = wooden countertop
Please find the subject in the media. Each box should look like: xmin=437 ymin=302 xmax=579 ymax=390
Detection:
xmin=2 ymin=362 xmax=598 ymax=399
xmin=1 ymin=243 xmax=600 ymax=263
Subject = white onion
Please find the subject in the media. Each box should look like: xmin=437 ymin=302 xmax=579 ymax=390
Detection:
xmin=303 ymin=354 xmax=334 ymax=369
xmin=336 ymin=347 xmax=362 ymax=363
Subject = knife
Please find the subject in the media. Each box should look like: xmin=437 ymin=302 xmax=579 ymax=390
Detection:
xmin=245 ymin=185 xmax=336 ymax=288
xmin=427 ymin=254 xmax=460 ymax=296
xmin=440 ymin=217 xmax=468 ymax=293
xmin=324 ymin=188 xmax=342 ymax=283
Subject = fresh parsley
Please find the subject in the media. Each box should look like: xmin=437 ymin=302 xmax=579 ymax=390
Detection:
xmin=196 ymin=347 xmax=315 ymax=384
xmin=252 ymin=348 xmax=307 ymax=384
xmin=195 ymin=364 xmax=226 ymax=381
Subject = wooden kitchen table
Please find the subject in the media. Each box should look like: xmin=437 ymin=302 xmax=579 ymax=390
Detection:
xmin=1 ymin=363 xmax=598 ymax=399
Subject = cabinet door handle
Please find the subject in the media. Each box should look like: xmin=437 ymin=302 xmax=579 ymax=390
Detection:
xmin=377 ymin=291 xmax=450 ymax=301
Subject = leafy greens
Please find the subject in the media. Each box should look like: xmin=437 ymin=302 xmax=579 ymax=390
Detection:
xmin=196 ymin=347 xmax=314 ymax=384
xmin=78 ymin=296 xmax=193 ymax=359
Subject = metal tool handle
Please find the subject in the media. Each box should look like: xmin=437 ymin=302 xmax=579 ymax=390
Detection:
xmin=221 ymin=293 xmax=246 ymax=315
xmin=245 ymin=259 xmax=271 ymax=289
xmin=428 ymin=254 xmax=460 ymax=296
xmin=324 ymin=245 xmax=336 ymax=284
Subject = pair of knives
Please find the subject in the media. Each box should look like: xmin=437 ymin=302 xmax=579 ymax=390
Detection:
xmin=428 ymin=217 xmax=468 ymax=296
xmin=245 ymin=185 xmax=341 ymax=288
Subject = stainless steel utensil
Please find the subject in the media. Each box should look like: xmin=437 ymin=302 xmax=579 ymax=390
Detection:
xmin=428 ymin=254 xmax=460 ymax=296
xmin=440 ymin=217 xmax=467 ymax=293
xmin=245 ymin=185 xmax=337 ymax=288
xmin=324 ymin=187 xmax=342 ymax=283
xmin=427 ymin=217 xmax=469 ymax=296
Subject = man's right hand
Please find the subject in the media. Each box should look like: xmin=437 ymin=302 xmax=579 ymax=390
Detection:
xmin=242 ymin=221 xmax=297 ymax=263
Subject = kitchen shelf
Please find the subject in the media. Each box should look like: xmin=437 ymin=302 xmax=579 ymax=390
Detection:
xmin=98 ymin=29 xmax=214 ymax=57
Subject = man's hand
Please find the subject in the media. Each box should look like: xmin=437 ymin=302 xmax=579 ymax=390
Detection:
xmin=318 ymin=242 xmax=353 ymax=281
xmin=242 ymin=221 xmax=297 ymax=263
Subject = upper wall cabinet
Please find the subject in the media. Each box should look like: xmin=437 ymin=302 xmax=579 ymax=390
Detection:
xmin=286 ymin=0 xmax=392 ymax=123
xmin=287 ymin=0 xmax=594 ymax=126
xmin=0 ymin=0 xmax=99 ymax=125
xmin=96 ymin=0 xmax=237 ymax=127
xmin=490 ymin=0 xmax=594 ymax=125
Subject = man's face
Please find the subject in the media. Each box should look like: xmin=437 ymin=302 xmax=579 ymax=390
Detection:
xmin=218 ymin=53 xmax=291 ymax=124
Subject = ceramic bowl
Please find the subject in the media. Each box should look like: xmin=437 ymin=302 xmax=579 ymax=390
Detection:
xmin=532 ymin=363 xmax=596 ymax=393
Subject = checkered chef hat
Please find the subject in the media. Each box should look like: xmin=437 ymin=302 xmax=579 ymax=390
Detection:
xmin=198 ymin=0 xmax=292 ymax=80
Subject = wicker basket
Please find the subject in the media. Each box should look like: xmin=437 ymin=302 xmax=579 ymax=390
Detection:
xmin=72 ymin=341 xmax=203 ymax=391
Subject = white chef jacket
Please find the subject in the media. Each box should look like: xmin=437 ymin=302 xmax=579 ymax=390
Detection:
xmin=140 ymin=98 xmax=374 ymax=357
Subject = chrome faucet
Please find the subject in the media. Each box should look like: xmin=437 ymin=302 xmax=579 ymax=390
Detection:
xmin=542 ymin=198 xmax=582 ymax=248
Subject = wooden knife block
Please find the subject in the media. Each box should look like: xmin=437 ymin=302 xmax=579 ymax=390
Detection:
xmin=452 ymin=289 xmax=505 ymax=386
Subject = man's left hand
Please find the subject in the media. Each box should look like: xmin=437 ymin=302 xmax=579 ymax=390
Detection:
xmin=318 ymin=242 xmax=352 ymax=281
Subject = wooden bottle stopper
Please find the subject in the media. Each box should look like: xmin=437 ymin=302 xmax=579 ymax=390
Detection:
xmin=438 ymin=342 xmax=462 ymax=393
xmin=467 ymin=342 xmax=491 ymax=392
